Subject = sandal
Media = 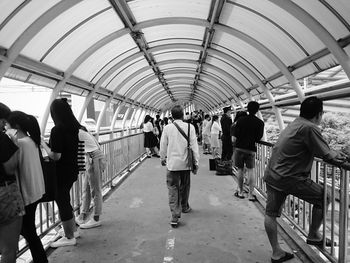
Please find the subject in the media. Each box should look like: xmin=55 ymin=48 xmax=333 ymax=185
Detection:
xmin=271 ymin=252 xmax=294 ymax=263
xmin=306 ymin=237 xmax=337 ymax=247
xmin=234 ymin=191 xmax=245 ymax=199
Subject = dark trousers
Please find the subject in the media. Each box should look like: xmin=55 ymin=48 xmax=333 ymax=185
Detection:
xmin=21 ymin=201 xmax=48 ymax=263
xmin=221 ymin=136 xmax=233 ymax=161
xmin=166 ymin=170 xmax=191 ymax=218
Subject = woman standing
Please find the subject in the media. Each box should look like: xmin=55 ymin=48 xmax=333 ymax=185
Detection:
xmin=7 ymin=111 xmax=47 ymax=262
xmin=0 ymin=103 xmax=24 ymax=263
xmin=143 ymin=115 xmax=160 ymax=158
xmin=41 ymin=98 xmax=80 ymax=248
xmin=76 ymin=127 xmax=104 ymax=229
xmin=210 ymin=115 xmax=222 ymax=159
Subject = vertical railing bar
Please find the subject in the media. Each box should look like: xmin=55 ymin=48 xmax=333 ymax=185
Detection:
xmin=338 ymin=169 xmax=349 ymax=263
xmin=322 ymin=163 xmax=327 ymax=249
xmin=330 ymin=166 xmax=335 ymax=256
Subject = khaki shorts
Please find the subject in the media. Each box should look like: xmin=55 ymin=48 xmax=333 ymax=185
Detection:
xmin=0 ymin=182 xmax=25 ymax=225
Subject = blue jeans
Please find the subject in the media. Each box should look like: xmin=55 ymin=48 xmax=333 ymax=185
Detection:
xmin=166 ymin=170 xmax=191 ymax=219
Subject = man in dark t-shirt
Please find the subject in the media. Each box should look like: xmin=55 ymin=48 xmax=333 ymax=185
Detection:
xmin=220 ymin=106 xmax=233 ymax=161
xmin=233 ymin=101 xmax=264 ymax=200
xmin=263 ymin=97 xmax=347 ymax=262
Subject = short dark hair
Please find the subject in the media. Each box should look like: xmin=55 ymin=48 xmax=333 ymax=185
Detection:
xmin=0 ymin=102 xmax=11 ymax=120
xmin=234 ymin=111 xmax=247 ymax=122
xmin=247 ymin=101 xmax=259 ymax=115
xmin=300 ymin=96 xmax=323 ymax=119
xmin=171 ymin=105 xmax=184 ymax=120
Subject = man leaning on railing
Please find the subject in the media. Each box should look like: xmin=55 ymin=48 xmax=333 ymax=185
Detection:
xmin=263 ymin=96 xmax=349 ymax=263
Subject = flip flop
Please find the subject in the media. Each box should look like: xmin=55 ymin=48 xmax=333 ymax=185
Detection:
xmin=306 ymin=237 xmax=337 ymax=247
xmin=234 ymin=191 xmax=245 ymax=199
xmin=271 ymin=252 xmax=294 ymax=263
xmin=248 ymin=195 xmax=257 ymax=202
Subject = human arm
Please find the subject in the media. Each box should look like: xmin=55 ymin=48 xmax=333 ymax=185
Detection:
xmin=159 ymin=126 xmax=168 ymax=165
xmin=189 ymin=124 xmax=199 ymax=174
xmin=41 ymin=138 xmax=61 ymax=161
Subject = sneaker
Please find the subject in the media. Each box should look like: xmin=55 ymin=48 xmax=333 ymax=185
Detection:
xmin=56 ymin=227 xmax=81 ymax=239
xmin=182 ymin=207 xmax=192 ymax=213
xmin=80 ymin=218 xmax=101 ymax=229
xmin=170 ymin=217 xmax=178 ymax=228
xmin=75 ymin=215 xmax=86 ymax=225
xmin=50 ymin=237 xmax=76 ymax=248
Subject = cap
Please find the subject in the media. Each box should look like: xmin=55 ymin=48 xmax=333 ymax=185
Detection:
xmin=223 ymin=106 xmax=232 ymax=113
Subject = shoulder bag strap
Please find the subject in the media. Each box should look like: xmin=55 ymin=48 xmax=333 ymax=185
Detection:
xmin=173 ymin=122 xmax=189 ymax=144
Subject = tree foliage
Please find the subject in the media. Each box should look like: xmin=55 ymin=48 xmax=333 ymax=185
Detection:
xmin=265 ymin=112 xmax=350 ymax=155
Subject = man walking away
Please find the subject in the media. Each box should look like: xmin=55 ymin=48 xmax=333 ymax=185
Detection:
xmin=234 ymin=101 xmax=264 ymax=200
xmin=159 ymin=105 xmax=199 ymax=228
xmin=263 ymin=96 xmax=347 ymax=263
xmin=220 ymin=106 xmax=233 ymax=161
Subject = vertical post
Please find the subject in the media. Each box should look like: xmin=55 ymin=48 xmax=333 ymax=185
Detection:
xmin=338 ymin=169 xmax=349 ymax=263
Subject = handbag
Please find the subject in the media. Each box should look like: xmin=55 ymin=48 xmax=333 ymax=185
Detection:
xmin=215 ymin=159 xmax=233 ymax=176
xmin=38 ymin=148 xmax=57 ymax=202
xmin=173 ymin=122 xmax=196 ymax=171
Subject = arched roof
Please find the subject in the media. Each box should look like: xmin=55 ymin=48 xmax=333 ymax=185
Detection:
xmin=0 ymin=0 xmax=350 ymax=115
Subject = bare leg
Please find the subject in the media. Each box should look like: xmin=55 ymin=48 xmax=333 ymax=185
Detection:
xmin=264 ymin=215 xmax=288 ymax=259
xmin=0 ymin=216 xmax=22 ymax=263
xmin=247 ymin=168 xmax=255 ymax=197
xmin=307 ymin=206 xmax=324 ymax=240
xmin=237 ymin=168 xmax=244 ymax=194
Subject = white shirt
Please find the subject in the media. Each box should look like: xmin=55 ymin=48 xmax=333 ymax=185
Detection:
xmin=159 ymin=120 xmax=199 ymax=171
xmin=202 ymin=119 xmax=211 ymax=136
xmin=211 ymin=121 xmax=222 ymax=135
xmin=78 ymin=129 xmax=99 ymax=153
xmin=143 ymin=122 xmax=154 ymax=132
xmin=17 ymin=137 xmax=45 ymax=206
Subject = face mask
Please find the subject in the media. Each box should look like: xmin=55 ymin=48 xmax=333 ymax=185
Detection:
xmin=5 ymin=128 xmax=17 ymax=138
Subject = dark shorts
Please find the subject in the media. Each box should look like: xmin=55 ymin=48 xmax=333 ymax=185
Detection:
xmin=234 ymin=149 xmax=255 ymax=169
xmin=265 ymin=177 xmax=329 ymax=217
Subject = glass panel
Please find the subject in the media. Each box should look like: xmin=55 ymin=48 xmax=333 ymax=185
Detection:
xmin=159 ymin=63 xmax=197 ymax=72
xmin=0 ymin=0 xmax=59 ymax=48
xmin=113 ymin=68 xmax=155 ymax=95
xmin=206 ymin=56 xmax=254 ymax=87
xmin=154 ymin=51 xmax=200 ymax=62
xmin=102 ymin=60 xmax=151 ymax=91
xmin=73 ymin=36 xmax=138 ymax=82
xmin=143 ymin=25 xmax=205 ymax=44
xmin=41 ymin=10 xmax=124 ymax=71
xmin=148 ymin=38 xmax=202 ymax=48
xmin=129 ymin=0 xmax=211 ymax=22
xmin=328 ymin=0 xmax=350 ymax=28
xmin=294 ymin=0 xmax=349 ymax=38
xmin=228 ymin=0 xmax=324 ymax=54
xmin=213 ymin=31 xmax=279 ymax=77
xmin=221 ymin=3 xmax=306 ymax=66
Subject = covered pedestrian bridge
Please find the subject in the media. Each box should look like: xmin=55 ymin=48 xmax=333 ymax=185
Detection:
xmin=0 ymin=0 xmax=350 ymax=262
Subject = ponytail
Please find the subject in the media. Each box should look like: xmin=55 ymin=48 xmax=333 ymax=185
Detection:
xmin=7 ymin=111 xmax=41 ymax=147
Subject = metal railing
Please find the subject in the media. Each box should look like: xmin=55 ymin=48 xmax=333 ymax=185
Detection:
xmin=17 ymin=131 xmax=146 ymax=259
xmin=255 ymin=141 xmax=350 ymax=263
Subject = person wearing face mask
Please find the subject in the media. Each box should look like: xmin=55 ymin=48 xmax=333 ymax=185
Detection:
xmin=0 ymin=103 xmax=25 ymax=263
xmin=7 ymin=111 xmax=47 ymax=263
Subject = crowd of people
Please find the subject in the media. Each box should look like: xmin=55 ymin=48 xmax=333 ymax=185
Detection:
xmin=2 ymin=96 xmax=350 ymax=263
xmin=0 ymin=99 xmax=106 ymax=263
